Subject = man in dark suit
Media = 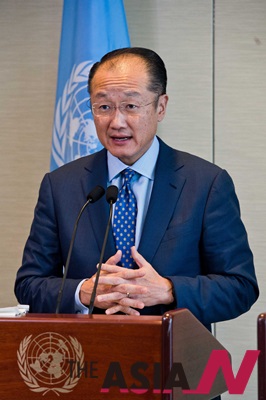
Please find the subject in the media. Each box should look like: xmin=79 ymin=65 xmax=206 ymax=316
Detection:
xmin=15 ymin=48 xmax=258 ymax=333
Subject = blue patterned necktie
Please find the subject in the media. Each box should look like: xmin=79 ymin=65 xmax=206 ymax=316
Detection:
xmin=113 ymin=168 xmax=138 ymax=268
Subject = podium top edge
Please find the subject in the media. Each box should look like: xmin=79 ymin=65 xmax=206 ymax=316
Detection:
xmin=0 ymin=313 xmax=163 ymax=325
xmin=0 ymin=309 xmax=190 ymax=325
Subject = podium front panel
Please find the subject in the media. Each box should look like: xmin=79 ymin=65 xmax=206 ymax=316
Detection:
xmin=0 ymin=310 xmax=228 ymax=400
xmin=0 ymin=314 xmax=162 ymax=400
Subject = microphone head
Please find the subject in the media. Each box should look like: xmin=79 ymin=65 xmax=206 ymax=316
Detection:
xmin=87 ymin=185 xmax=105 ymax=203
xmin=106 ymin=185 xmax=118 ymax=204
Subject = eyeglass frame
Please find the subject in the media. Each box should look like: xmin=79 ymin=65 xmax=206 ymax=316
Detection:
xmin=88 ymin=94 xmax=161 ymax=117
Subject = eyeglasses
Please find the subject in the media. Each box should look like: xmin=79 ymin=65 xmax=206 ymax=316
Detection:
xmin=89 ymin=96 xmax=160 ymax=117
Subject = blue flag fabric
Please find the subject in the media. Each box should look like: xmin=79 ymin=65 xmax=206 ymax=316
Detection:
xmin=50 ymin=0 xmax=130 ymax=170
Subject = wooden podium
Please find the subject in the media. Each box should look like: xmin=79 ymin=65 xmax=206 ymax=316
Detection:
xmin=0 ymin=309 xmax=227 ymax=399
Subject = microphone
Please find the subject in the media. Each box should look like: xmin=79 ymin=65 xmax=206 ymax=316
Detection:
xmin=55 ymin=185 xmax=105 ymax=314
xmin=88 ymin=185 xmax=118 ymax=314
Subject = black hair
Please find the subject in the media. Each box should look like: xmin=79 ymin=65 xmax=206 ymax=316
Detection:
xmin=88 ymin=47 xmax=167 ymax=96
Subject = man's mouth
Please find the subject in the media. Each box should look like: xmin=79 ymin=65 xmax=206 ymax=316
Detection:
xmin=112 ymin=136 xmax=131 ymax=141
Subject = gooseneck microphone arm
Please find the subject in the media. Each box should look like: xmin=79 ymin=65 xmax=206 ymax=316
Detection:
xmin=88 ymin=185 xmax=118 ymax=315
xmin=55 ymin=185 xmax=105 ymax=314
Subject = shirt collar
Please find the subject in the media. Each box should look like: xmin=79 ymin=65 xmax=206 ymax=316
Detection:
xmin=107 ymin=136 xmax=160 ymax=182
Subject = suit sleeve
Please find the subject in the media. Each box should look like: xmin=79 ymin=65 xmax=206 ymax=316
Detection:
xmin=14 ymin=173 xmax=81 ymax=313
xmin=167 ymin=170 xmax=259 ymax=327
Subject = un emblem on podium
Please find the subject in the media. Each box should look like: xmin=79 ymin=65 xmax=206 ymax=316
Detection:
xmin=17 ymin=332 xmax=84 ymax=395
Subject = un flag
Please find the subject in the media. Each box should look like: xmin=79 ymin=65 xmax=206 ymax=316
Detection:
xmin=50 ymin=0 xmax=130 ymax=171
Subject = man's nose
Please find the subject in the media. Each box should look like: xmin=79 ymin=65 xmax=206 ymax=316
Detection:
xmin=109 ymin=107 xmax=127 ymax=128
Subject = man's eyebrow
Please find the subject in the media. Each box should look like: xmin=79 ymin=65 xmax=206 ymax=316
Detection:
xmin=93 ymin=92 xmax=108 ymax=99
xmin=123 ymin=91 xmax=142 ymax=97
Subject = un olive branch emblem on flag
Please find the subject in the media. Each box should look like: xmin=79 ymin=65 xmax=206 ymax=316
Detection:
xmin=51 ymin=61 xmax=101 ymax=168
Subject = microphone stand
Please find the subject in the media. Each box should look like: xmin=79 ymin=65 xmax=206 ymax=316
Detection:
xmin=88 ymin=186 xmax=118 ymax=314
xmin=55 ymin=186 xmax=105 ymax=314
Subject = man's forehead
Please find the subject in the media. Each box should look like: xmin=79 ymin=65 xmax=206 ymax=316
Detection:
xmin=96 ymin=54 xmax=147 ymax=77
xmin=90 ymin=56 xmax=149 ymax=95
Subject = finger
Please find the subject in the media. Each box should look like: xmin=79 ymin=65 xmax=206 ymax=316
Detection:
xmin=94 ymin=299 xmax=118 ymax=310
xmin=100 ymin=295 xmax=144 ymax=310
xmin=112 ymin=284 xmax=149 ymax=296
xmin=96 ymin=274 xmax=136 ymax=286
xmin=105 ymin=305 xmax=141 ymax=316
xmin=96 ymin=292 xmax=124 ymax=303
xmin=100 ymin=264 xmax=146 ymax=279
xmin=131 ymin=246 xmax=147 ymax=268
xmin=97 ymin=285 xmax=149 ymax=302
xmin=118 ymin=297 xmax=145 ymax=309
xmin=105 ymin=250 xmax=122 ymax=265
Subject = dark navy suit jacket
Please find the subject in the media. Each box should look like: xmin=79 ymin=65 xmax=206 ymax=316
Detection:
xmin=15 ymin=138 xmax=259 ymax=329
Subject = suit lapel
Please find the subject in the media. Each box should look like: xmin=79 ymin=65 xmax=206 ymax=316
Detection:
xmin=138 ymin=140 xmax=186 ymax=262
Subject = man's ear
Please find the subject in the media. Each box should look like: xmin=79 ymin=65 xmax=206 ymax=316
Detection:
xmin=157 ymin=94 xmax=168 ymax=122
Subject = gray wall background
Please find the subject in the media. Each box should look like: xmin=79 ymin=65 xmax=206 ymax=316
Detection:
xmin=0 ymin=1 xmax=265 ymax=398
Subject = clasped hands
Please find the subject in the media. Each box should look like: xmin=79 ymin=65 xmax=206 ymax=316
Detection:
xmin=80 ymin=246 xmax=174 ymax=315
